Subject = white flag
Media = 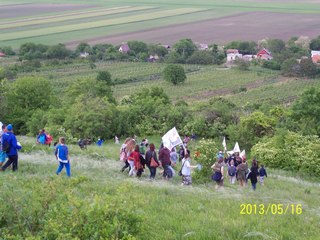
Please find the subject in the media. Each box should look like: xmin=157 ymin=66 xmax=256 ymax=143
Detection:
xmin=240 ymin=149 xmax=246 ymax=159
xmin=233 ymin=142 xmax=240 ymax=153
xmin=162 ymin=127 xmax=183 ymax=150
xmin=222 ymin=137 xmax=227 ymax=152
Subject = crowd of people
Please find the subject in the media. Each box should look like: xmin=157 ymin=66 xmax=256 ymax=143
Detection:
xmin=0 ymin=122 xmax=267 ymax=189
xmin=211 ymin=152 xmax=268 ymax=190
xmin=119 ymin=137 xmax=267 ymax=189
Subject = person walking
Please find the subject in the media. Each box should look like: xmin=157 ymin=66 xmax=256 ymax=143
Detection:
xmin=247 ymin=159 xmax=259 ymax=190
xmin=145 ymin=143 xmax=159 ymax=179
xmin=1 ymin=124 xmax=22 ymax=172
xmin=55 ymin=137 xmax=71 ymax=177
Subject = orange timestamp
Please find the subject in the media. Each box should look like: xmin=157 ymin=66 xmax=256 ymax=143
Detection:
xmin=240 ymin=203 xmax=302 ymax=215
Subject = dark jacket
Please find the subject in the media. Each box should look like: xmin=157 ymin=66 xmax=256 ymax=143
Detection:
xmin=159 ymin=147 xmax=171 ymax=166
xmin=248 ymin=166 xmax=259 ymax=184
xmin=259 ymin=167 xmax=267 ymax=177
xmin=145 ymin=150 xmax=159 ymax=166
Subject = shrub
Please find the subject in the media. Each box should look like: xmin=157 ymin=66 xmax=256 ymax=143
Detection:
xmin=162 ymin=64 xmax=186 ymax=85
xmin=192 ymin=139 xmax=219 ymax=183
xmin=252 ymin=131 xmax=320 ymax=176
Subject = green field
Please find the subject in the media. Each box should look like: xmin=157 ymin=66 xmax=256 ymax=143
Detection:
xmin=1 ymin=137 xmax=319 ymax=239
xmin=1 ymin=0 xmax=320 ymax=48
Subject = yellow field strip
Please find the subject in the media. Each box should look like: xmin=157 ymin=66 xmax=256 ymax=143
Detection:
xmin=0 ymin=6 xmax=155 ymax=30
xmin=0 ymin=8 xmax=204 ymax=41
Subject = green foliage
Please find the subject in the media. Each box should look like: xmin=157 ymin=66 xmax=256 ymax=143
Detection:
xmin=19 ymin=42 xmax=48 ymax=60
xmin=65 ymin=77 xmax=115 ymax=104
xmin=267 ymin=39 xmax=286 ymax=53
xmin=234 ymin=58 xmax=250 ymax=71
xmin=0 ymin=46 xmax=15 ymax=55
xmin=173 ymin=39 xmax=196 ymax=59
xmin=292 ymin=87 xmax=320 ymax=135
xmin=127 ymin=40 xmax=148 ymax=55
xmin=281 ymin=58 xmax=300 ymax=77
xmin=192 ymin=139 xmax=218 ymax=183
xmin=46 ymin=44 xmax=71 ymax=59
xmin=252 ymin=130 xmax=320 ymax=176
xmin=96 ymin=70 xmax=112 ymax=85
xmin=0 ymin=178 xmax=142 ymax=239
xmin=225 ymin=41 xmax=257 ymax=55
xmin=147 ymin=44 xmax=168 ymax=58
xmin=299 ymin=58 xmax=317 ymax=78
xmin=162 ymin=64 xmax=186 ymax=85
xmin=228 ymin=111 xmax=276 ymax=150
xmin=186 ymin=51 xmax=213 ymax=65
xmin=262 ymin=60 xmax=281 ymax=70
xmin=310 ymin=35 xmax=320 ymax=50
xmin=3 ymin=76 xmax=54 ymax=134
xmin=64 ymin=96 xmax=118 ymax=139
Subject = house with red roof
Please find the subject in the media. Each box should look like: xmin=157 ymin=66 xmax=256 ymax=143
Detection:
xmin=0 ymin=52 xmax=6 ymax=58
xmin=256 ymin=48 xmax=272 ymax=60
xmin=311 ymin=50 xmax=320 ymax=64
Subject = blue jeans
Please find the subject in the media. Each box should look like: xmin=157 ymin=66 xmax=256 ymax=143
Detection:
xmin=252 ymin=182 xmax=257 ymax=190
xmin=56 ymin=162 xmax=71 ymax=177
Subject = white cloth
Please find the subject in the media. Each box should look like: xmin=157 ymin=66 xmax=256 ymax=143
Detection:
xmin=181 ymin=158 xmax=191 ymax=176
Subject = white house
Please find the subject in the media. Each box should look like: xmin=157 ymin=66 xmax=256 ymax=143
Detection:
xmin=226 ymin=49 xmax=242 ymax=62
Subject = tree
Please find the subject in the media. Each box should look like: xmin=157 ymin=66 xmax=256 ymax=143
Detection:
xmin=127 ymin=41 xmax=148 ymax=55
xmin=65 ymin=78 xmax=115 ymax=105
xmin=186 ymin=51 xmax=213 ymax=65
xmin=96 ymin=70 xmax=112 ymax=85
xmin=76 ymin=42 xmax=93 ymax=54
xmin=267 ymin=39 xmax=286 ymax=53
xmin=4 ymin=77 xmax=54 ymax=134
xmin=310 ymin=36 xmax=320 ymax=50
xmin=46 ymin=44 xmax=71 ymax=59
xmin=64 ymin=96 xmax=118 ymax=139
xmin=19 ymin=42 xmax=48 ymax=60
xmin=234 ymin=59 xmax=250 ymax=71
xmin=281 ymin=58 xmax=300 ymax=77
xmin=0 ymin=46 xmax=15 ymax=55
xmin=292 ymin=87 xmax=320 ymax=135
xmin=173 ymin=39 xmax=196 ymax=59
xmin=299 ymin=58 xmax=317 ymax=78
xmin=147 ymin=44 xmax=168 ymax=57
xmin=163 ymin=64 xmax=186 ymax=85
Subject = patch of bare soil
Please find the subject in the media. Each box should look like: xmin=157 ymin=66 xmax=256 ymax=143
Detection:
xmin=66 ymin=11 xmax=320 ymax=47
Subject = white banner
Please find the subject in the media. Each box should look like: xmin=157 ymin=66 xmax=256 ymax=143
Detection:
xmin=162 ymin=127 xmax=183 ymax=150
xmin=222 ymin=137 xmax=227 ymax=152
xmin=233 ymin=142 xmax=240 ymax=153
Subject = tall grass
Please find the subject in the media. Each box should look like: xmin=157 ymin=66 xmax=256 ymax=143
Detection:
xmin=1 ymin=136 xmax=319 ymax=239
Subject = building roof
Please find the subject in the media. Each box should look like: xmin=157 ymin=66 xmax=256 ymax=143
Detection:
xmin=226 ymin=49 xmax=239 ymax=54
xmin=257 ymin=48 xmax=271 ymax=56
xmin=312 ymin=55 xmax=320 ymax=64
xmin=0 ymin=52 xmax=6 ymax=57
xmin=119 ymin=44 xmax=130 ymax=53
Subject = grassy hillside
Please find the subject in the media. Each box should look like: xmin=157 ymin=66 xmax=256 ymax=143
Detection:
xmin=1 ymin=137 xmax=319 ymax=239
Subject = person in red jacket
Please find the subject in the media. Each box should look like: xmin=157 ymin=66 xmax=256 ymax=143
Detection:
xmin=128 ymin=145 xmax=143 ymax=177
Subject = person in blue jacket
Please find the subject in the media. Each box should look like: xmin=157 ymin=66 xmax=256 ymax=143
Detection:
xmin=1 ymin=124 xmax=22 ymax=172
xmin=55 ymin=137 xmax=71 ymax=177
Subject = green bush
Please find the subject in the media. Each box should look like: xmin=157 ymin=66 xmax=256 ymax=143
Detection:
xmin=0 ymin=178 xmax=142 ymax=239
xmin=192 ymin=139 xmax=219 ymax=183
xmin=252 ymin=131 xmax=320 ymax=176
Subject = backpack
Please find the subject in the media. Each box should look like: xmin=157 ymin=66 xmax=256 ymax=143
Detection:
xmin=228 ymin=166 xmax=236 ymax=177
xmin=2 ymin=136 xmax=11 ymax=154
xmin=39 ymin=134 xmax=46 ymax=144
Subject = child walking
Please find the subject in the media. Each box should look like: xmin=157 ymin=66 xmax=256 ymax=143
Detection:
xmin=259 ymin=165 xmax=268 ymax=185
xmin=55 ymin=137 xmax=71 ymax=177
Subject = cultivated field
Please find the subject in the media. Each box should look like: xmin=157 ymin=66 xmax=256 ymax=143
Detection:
xmin=1 ymin=0 xmax=320 ymax=48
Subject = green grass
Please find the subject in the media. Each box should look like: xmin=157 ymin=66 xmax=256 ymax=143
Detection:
xmin=1 ymin=136 xmax=319 ymax=239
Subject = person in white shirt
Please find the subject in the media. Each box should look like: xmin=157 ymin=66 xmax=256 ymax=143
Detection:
xmin=181 ymin=154 xmax=197 ymax=185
